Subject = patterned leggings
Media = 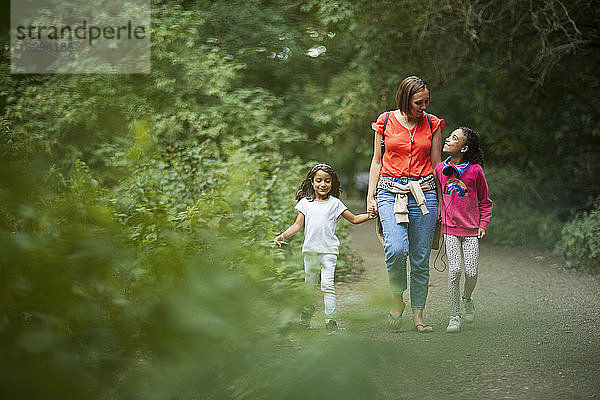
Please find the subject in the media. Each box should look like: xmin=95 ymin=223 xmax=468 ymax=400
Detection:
xmin=445 ymin=234 xmax=479 ymax=316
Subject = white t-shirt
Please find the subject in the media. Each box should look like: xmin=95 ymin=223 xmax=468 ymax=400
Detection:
xmin=295 ymin=196 xmax=348 ymax=254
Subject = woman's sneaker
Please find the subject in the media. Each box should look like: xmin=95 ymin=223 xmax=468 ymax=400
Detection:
xmin=462 ymin=297 xmax=475 ymax=323
xmin=446 ymin=316 xmax=461 ymax=333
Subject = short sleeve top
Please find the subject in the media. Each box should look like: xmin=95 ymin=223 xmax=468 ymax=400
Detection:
xmin=295 ymin=196 xmax=348 ymax=254
xmin=371 ymin=111 xmax=445 ymax=178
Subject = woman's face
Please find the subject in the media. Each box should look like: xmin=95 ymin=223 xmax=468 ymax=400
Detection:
xmin=408 ymin=89 xmax=430 ymax=119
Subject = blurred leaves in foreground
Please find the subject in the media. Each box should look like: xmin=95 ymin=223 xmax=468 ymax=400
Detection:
xmin=1 ymin=2 xmax=381 ymax=395
xmin=0 ymin=149 xmax=382 ymax=400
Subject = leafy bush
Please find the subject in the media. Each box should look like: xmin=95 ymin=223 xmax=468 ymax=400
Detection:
xmin=554 ymin=200 xmax=600 ymax=273
xmin=0 ymin=157 xmax=382 ymax=400
xmin=0 ymin=4 xmax=371 ymax=395
xmin=483 ymin=167 xmax=562 ymax=249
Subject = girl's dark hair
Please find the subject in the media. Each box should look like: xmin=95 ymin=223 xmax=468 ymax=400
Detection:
xmin=459 ymin=127 xmax=485 ymax=167
xmin=295 ymin=163 xmax=341 ymax=201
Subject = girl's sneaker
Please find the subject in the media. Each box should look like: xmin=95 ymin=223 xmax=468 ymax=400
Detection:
xmin=446 ymin=316 xmax=461 ymax=333
xmin=462 ymin=297 xmax=475 ymax=323
xmin=299 ymin=308 xmax=313 ymax=328
xmin=326 ymin=320 xmax=339 ymax=335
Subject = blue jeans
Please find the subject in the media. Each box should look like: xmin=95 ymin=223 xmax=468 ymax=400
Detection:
xmin=377 ymin=177 xmax=438 ymax=309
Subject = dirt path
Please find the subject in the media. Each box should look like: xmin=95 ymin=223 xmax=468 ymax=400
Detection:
xmin=335 ymin=200 xmax=600 ymax=400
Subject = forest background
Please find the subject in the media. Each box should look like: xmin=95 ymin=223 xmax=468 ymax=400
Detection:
xmin=1 ymin=1 xmax=599 ymax=399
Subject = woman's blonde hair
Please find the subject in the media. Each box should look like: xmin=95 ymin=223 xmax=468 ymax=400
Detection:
xmin=395 ymin=76 xmax=429 ymax=114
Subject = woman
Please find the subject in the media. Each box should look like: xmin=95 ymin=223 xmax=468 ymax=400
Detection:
xmin=366 ymin=76 xmax=444 ymax=332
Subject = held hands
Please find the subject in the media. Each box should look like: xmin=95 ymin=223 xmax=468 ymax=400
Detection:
xmin=367 ymin=197 xmax=378 ymax=219
xmin=478 ymin=228 xmax=487 ymax=239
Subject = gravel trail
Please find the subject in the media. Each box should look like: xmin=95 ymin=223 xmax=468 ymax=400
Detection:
xmin=335 ymin=200 xmax=600 ymax=400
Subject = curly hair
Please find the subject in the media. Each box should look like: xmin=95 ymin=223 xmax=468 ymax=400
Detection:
xmin=295 ymin=163 xmax=342 ymax=201
xmin=459 ymin=127 xmax=485 ymax=167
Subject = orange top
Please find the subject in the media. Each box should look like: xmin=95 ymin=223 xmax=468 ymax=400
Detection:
xmin=371 ymin=111 xmax=445 ymax=178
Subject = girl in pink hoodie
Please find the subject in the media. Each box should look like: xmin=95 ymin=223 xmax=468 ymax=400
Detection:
xmin=435 ymin=127 xmax=493 ymax=333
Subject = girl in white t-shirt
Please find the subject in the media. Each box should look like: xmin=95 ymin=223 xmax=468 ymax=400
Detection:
xmin=275 ymin=163 xmax=375 ymax=333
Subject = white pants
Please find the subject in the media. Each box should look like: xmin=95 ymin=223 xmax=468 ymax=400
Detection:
xmin=445 ymin=234 xmax=479 ymax=316
xmin=303 ymin=252 xmax=337 ymax=320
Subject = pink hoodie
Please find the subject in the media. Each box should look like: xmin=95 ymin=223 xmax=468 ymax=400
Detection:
xmin=435 ymin=162 xmax=493 ymax=237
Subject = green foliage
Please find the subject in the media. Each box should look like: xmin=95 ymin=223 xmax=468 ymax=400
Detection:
xmin=1 ymin=2 xmax=374 ymax=397
xmin=299 ymin=0 xmax=599 ymax=249
xmin=484 ymin=167 xmax=562 ymax=249
xmin=554 ymin=200 xmax=600 ymax=273
xmin=1 ymin=0 xmax=599 ymax=396
xmin=0 ymin=156 xmax=381 ymax=399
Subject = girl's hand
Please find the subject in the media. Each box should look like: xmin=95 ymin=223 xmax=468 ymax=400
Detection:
xmin=477 ymin=228 xmax=486 ymax=239
xmin=274 ymin=234 xmax=286 ymax=247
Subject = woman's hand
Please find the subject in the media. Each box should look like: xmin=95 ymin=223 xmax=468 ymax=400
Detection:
xmin=367 ymin=196 xmax=378 ymax=218
xmin=477 ymin=228 xmax=486 ymax=239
